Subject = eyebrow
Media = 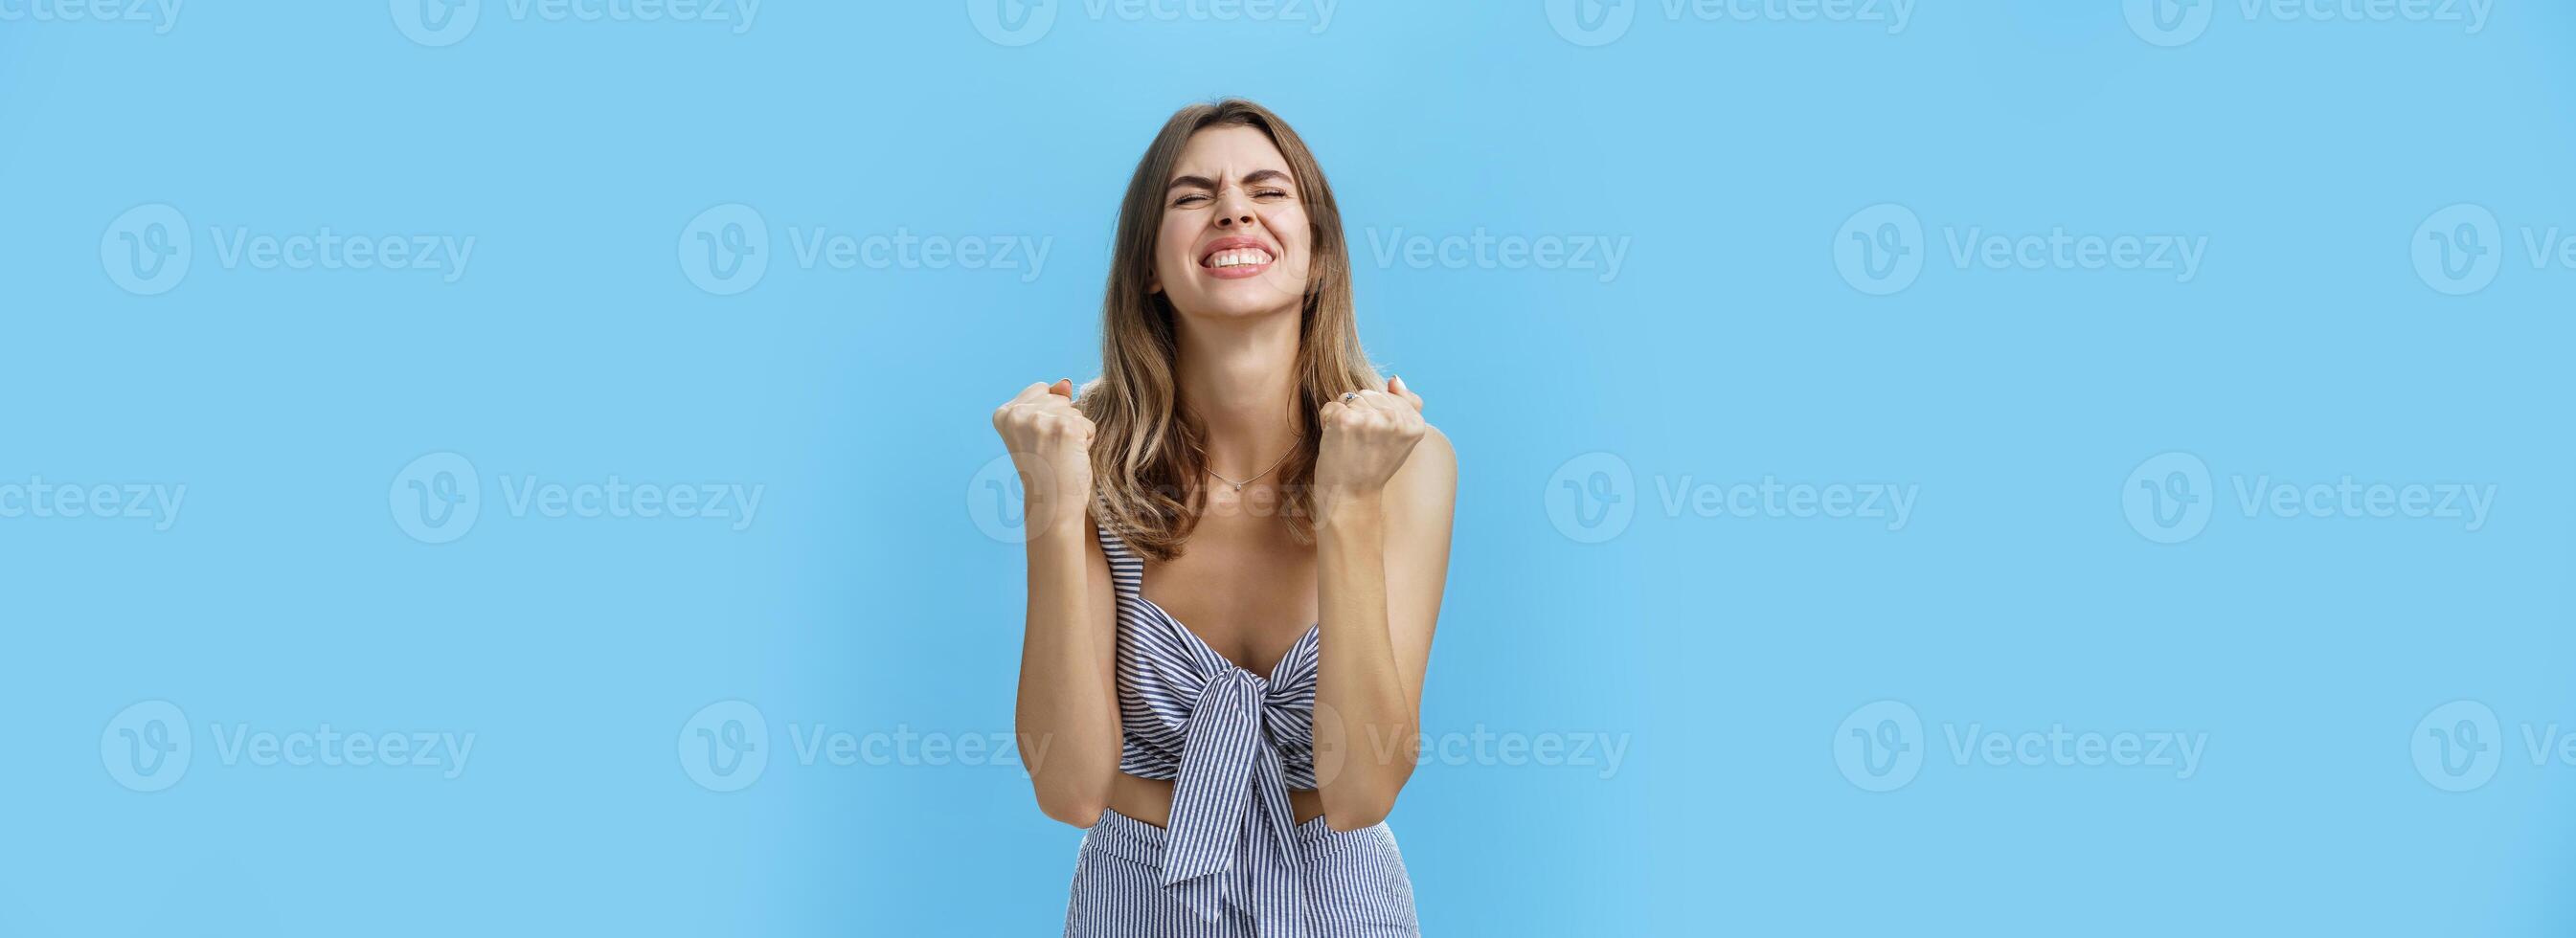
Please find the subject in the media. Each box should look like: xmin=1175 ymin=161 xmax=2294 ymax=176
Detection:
xmin=1166 ymin=168 xmax=1294 ymax=191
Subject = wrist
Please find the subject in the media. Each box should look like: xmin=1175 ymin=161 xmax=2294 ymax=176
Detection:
xmin=1314 ymin=486 xmax=1384 ymax=533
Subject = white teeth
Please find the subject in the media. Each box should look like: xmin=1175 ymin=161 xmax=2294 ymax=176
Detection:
xmin=1208 ymin=248 xmax=1271 ymax=268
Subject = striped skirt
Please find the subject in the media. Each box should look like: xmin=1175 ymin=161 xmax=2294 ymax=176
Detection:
xmin=1064 ymin=808 xmax=1420 ymax=936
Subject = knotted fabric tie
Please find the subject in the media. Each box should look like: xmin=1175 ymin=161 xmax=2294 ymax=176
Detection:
xmin=1159 ymin=668 xmax=1306 ymax=936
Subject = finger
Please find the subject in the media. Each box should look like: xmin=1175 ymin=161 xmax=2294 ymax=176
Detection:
xmin=1007 ymin=381 xmax=1053 ymax=406
xmin=1050 ymin=378 xmax=1074 ymax=400
xmin=1317 ymin=400 xmax=1348 ymax=428
xmin=1387 ymin=375 xmax=1424 ymax=413
xmin=1350 ymin=390 xmax=1407 ymax=416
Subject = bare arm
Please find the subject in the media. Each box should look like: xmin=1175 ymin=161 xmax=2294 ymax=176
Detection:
xmin=996 ymin=380 xmax=1122 ymax=826
xmin=1312 ymin=377 xmax=1456 ymax=830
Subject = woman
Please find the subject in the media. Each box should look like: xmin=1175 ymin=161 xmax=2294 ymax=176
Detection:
xmin=992 ymin=99 xmax=1456 ymax=936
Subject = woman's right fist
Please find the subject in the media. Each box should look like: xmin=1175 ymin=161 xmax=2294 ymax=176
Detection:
xmin=991 ymin=379 xmax=1096 ymax=537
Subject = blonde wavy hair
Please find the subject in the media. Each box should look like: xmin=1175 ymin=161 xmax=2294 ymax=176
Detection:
xmin=1080 ymin=99 xmax=1379 ymax=561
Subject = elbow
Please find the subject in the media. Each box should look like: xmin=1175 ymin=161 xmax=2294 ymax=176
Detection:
xmin=1039 ymin=795 xmax=1107 ymax=829
xmin=1320 ymin=777 xmax=1407 ymax=832
xmin=1032 ymin=779 xmax=1109 ymax=829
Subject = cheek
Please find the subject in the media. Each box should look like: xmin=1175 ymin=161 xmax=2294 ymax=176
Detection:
xmin=1264 ymin=210 xmax=1313 ymax=268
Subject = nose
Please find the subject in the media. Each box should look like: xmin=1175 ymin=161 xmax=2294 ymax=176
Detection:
xmin=1212 ymin=188 xmax=1255 ymax=229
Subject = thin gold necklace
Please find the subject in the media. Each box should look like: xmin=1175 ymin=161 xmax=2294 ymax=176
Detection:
xmin=1206 ymin=436 xmax=1302 ymax=492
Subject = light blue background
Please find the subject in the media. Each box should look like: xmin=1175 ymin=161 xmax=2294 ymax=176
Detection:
xmin=4 ymin=1 xmax=2570 ymax=934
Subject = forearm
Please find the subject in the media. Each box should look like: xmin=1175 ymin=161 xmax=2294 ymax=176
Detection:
xmin=1313 ymin=491 xmax=1417 ymax=828
xmin=1013 ymin=520 xmax=1119 ymax=824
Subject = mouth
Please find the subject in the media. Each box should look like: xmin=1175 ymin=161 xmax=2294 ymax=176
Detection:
xmin=1197 ymin=236 xmax=1277 ymax=279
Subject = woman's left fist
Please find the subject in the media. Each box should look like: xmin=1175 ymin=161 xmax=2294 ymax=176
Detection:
xmin=1314 ymin=374 xmax=1429 ymax=499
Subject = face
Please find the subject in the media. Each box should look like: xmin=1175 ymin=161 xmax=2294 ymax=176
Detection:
xmin=1150 ymin=124 xmax=1313 ymax=322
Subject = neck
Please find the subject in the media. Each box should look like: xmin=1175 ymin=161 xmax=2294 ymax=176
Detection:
xmin=1172 ymin=308 xmax=1304 ymax=478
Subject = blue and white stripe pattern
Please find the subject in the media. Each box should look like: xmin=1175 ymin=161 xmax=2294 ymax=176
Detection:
xmin=1068 ymin=522 xmax=1418 ymax=936
xmin=1066 ymin=807 xmax=1420 ymax=937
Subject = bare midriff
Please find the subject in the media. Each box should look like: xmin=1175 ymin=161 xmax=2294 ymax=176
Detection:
xmin=1108 ymin=770 xmax=1326 ymax=829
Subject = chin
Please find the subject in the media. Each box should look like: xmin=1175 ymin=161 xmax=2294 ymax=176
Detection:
xmin=1172 ymin=284 xmax=1304 ymax=321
